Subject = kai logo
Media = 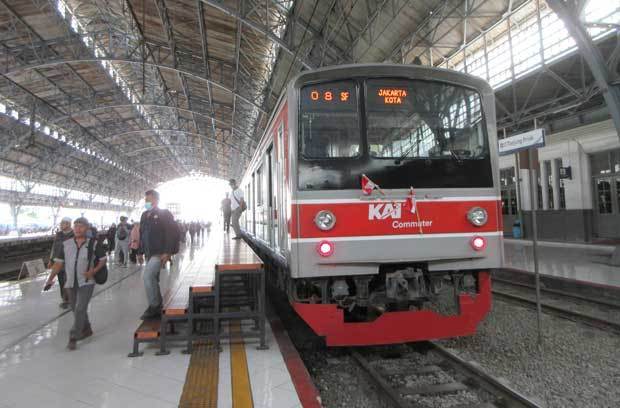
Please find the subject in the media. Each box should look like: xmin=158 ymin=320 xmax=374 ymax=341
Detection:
xmin=368 ymin=203 xmax=402 ymax=220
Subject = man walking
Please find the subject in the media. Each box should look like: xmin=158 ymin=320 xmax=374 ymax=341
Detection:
xmin=137 ymin=190 xmax=177 ymax=320
xmin=106 ymin=223 xmax=116 ymax=255
xmin=189 ymin=221 xmax=197 ymax=244
xmin=45 ymin=217 xmax=107 ymax=350
xmin=48 ymin=217 xmax=74 ymax=309
xmin=221 ymin=193 xmax=232 ymax=234
xmin=114 ymin=216 xmax=130 ymax=266
xmin=229 ymin=179 xmax=245 ymax=240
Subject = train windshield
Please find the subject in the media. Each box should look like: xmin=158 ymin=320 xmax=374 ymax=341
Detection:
xmin=298 ymin=78 xmax=493 ymax=191
xmin=299 ymin=81 xmax=360 ymax=159
xmin=366 ymin=79 xmax=488 ymax=160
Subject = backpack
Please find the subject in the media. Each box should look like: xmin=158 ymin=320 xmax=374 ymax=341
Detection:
xmin=117 ymin=224 xmax=128 ymax=240
xmin=87 ymin=238 xmax=108 ymax=285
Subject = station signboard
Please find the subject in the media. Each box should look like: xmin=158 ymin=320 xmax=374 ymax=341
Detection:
xmin=498 ymin=128 xmax=545 ymax=156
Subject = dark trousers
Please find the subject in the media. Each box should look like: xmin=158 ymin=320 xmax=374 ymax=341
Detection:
xmin=68 ymin=284 xmax=94 ymax=340
xmin=107 ymin=238 xmax=115 ymax=253
xmin=223 ymin=212 xmax=231 ymax=233
xmin=130 ymin=248 xmax=138 ymax=263
xmin=58 ymin=269 xmax=68 ymax=302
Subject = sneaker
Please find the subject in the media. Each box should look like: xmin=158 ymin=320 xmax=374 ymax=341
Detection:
xmin=81 ymin=326 xmax=93 ymax=339
xmin=140 ymin=306 xmax=162 ymax=320
xmin=232 ymin=236 xmax=242 ymax=240
xmin=59 ymin=301 xmax=70 ymax=309
xmin=67 ymin=339 xmax=77 ymax=351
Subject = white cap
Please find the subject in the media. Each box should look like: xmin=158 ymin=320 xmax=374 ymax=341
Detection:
xmin=61 ymin=217 xmax=72 ymax=223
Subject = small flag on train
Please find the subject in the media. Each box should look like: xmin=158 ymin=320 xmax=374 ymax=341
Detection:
xmin=361 ymin=174 xmax=379 ymax=195
xmin=403 ymin=187 xmax=417 ymax=214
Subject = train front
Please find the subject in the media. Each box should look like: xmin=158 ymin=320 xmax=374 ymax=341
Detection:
xmin=288 ymin=65 xmax=502 ymax=346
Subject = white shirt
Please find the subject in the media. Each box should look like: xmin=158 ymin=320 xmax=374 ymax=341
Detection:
xmin=230 ymin=188 xmax=244 ymax=211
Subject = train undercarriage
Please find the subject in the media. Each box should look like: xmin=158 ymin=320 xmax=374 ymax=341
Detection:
xmin=247 ymin=236 xmax=492 ymax=346
xmin=288 ymin=265 xmax=483 ymax=323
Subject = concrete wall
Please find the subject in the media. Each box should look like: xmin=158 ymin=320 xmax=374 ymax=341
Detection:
xmin=500 ymin=120 xmax=619 ymax=242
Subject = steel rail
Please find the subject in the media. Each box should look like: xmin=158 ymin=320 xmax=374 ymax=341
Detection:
xmin=351 ymin=344 xmax=543 ymax=408
xmin=492 ymin=290 xmax=620 ymax=334
xmin=429 ymin=342 xmax=544 ymax=407
xmin=348 ymin=350 xmax=413 ymax=408
xmin=492 ymin=277 xmax=620 ymax=309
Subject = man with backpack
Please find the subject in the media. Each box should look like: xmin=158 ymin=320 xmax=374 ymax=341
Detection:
xmin=114 ymin=216 xmax=130 ymax=267
xmin=229 ymin=179 xmax=246 ymax=240
xmin=44 ymin=217 xmax=107 ymax=350
xmin=48 ymin=217 xmax=74 ymax=309
xmin=137 ymin=190 xmax=178 ymax=320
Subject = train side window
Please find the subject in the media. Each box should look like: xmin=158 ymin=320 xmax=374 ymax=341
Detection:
xmin=300 ymin=81 xmax=360 ymax=159
xmin=256 ymin=165 xmax=263 ymax=206
xmin=267 ymin=147 xmax=273 ymax=208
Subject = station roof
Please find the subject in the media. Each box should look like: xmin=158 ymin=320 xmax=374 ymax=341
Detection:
xmin=0 ymin=0 xmax=616 ymax=204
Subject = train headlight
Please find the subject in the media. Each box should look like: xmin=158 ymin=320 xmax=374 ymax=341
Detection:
xmin=467 ymin=207 xmax=488 ymax=227
xmin=314 ymin=210 xmax=336 ymax=231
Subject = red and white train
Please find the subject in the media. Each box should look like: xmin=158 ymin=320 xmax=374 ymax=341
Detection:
xmin=240 ymin=64 xmax=502 ymax=346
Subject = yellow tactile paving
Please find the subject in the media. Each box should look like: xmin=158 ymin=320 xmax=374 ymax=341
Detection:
xmin=179 ymin=341 xmax=219 ymax=408
xmin=230 ymin=321 xmax=254 ymax=408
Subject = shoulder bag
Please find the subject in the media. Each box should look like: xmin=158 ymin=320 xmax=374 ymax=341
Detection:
xmin=88 ymin=238 xmax=108 ymax=284
xmin=232 ymin=190 xmax=247 ymax=212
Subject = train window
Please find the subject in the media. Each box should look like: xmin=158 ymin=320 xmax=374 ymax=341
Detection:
xmin=365 ymin=79 xmax=488 ymax=160
xmin=300 ymin=81 xmax=360 ymax=158
xmin=256 ymin=165 xmax=263 ymax=206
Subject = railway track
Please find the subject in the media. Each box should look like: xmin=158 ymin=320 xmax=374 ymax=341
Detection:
xmin=492 ymin=288 xmax=620 ymax=335
xmin=492 ymin=277 xmax=620 ymax=309
xmin=349 ymin=342 xmax=543 ymax=408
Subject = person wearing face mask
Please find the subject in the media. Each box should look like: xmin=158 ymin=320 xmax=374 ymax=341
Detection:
xmin=137 ymin=190 xmax=177 ymax=320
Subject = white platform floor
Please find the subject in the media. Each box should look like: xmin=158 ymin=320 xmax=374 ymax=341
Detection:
xmin=0 ymin=236 xmax=301 ymax=408
xmin=504 ymin=238 xmax=620 ymax=288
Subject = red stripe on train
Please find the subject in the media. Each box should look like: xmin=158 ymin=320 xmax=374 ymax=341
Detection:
xmin=291 ymin=200 xmax=501 ymax=238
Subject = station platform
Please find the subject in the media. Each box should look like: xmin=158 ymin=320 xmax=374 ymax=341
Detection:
xmin=503 ymin=238 xmax=620 ymax=289
xmin=0 ymin=235 xmax=317 ymax=408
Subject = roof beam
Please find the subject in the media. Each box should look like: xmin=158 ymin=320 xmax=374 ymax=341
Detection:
xmin=0 ymin=57 xmax=267 ymax=114
xmin=0 ymin=75 xmax=150 ymax=182
xmin=200 ymin=0 xmax=313 ymax=70
xmin=546 ymin=0 xmax=620 ymax=136
xmin=0 ymin=189 xmax=132 ymax=212
xmin=196 ymin=0 xmax=218 ymax=165
xmin=231 ymin=0 xmax=244 ymax=150
xmin=123 ymin=0 xmax=189 ymax=176
xmin=106 ymin=129 xmax=250 ymax=156
xmin=47 ymin=103 xmax=258 ymax=146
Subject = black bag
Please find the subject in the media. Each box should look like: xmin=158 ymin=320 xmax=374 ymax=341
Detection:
xmin=117 ymin=225 xmax=128 ymax=240
xmin=88 ymin=238 xmax=108 ymax=284
xmin=170 ymin=222 xmax=181 ymax=255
